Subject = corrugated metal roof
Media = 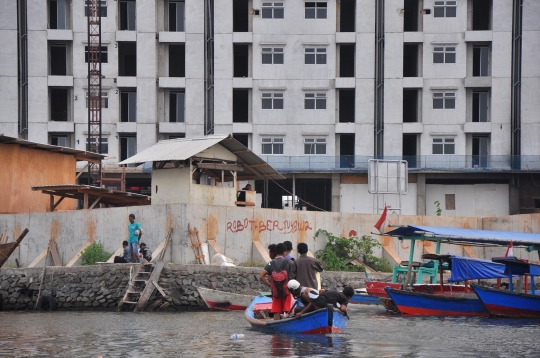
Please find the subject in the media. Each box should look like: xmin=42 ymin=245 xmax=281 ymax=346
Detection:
xmin=0 ymin=134 xmax=105 ymax=162
xmin=386 ymin=225 xmax=540 ymax=247
xmin=118 ymin=135 xmax=284 ymax=180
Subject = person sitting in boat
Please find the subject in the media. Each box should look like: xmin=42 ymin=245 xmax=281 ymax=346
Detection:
xmin=295 ymin=286 xmax=354 ymax=319
xmin=286 ymin=279 xmax=321 ymax=315
xmin=260 ymin=243 xmax=294 ymax=321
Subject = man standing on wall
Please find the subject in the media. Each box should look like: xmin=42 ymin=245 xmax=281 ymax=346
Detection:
xmin=260 ymin=243 xmax=294 ymax=320
xmin=291 ymin=243 xmax=323 ymax=290
xmin=236 ymin=184 xmax=252 ymax=207
xmin=128 ymin=214 xmax=143 ymax=263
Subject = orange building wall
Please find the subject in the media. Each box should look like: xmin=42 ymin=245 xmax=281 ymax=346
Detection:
xmin=0 ymin=144 xmax=77 ymax=213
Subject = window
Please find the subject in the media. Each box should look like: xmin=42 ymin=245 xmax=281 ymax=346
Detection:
xmin=169 ymin=44 xmax=185 ymax=77
xmin=305 ymin=48 xmax=326 ymax=64
xmin=49 ymin=43 xmax=67 ymax=75
xmin=305 ymin=93 xmax=326 ymax=109
xmin=84 ymin=46 xmax=108 ymax=63
xmin=261 ymin=92 xmax=283 ymax=109
xmin=167 ymin=134 xmax=185 ymax=139
xmin=305 ymin=2 xmax=327 ymax=19
xmin=118 ymin=42 xmax=136 ymax=76
xmin=262 ymin=47 xmax=284 ymax=64
xmin=304 ymin=138 xmax=326 ymax=155
xmin=434 ymin=0 xmax=456 ymax=18
xmin=120 ymin=135 xmax=137 ymax=164
xmin=262 ymin=2 xmax=284 ymax=19
xmin=49 ymin=0 xmax=68 ymax=29
xmin=169 ymin=91 xmax=185 ymax=122
xmin=85 ymin=0 xmax=107 ymax=17
xmin=433 ymin=46 xmax=456 ymax=63
xmin=168 ymin=0 xmax=185 ymax=32
xmin=473 ymin=46 xmax=489 ymax=77
xmin=86 ymin=91 xmax=109 ymax=108
xmin=432 ymin=138 xmax=455 ymax=154
xmin=120 ymin=90 xmax=136 ymax=122
xmin=445 ymin=194 xmax=455 ymax=210
xmin=50 ymin=88 xmax=68 ymax=121
xmin=86 ymin=137 xmax=108 ymax=153
xmin=261 ymin=137 xmax=284 ymax=154
xmin=473 ymin=91 xmax=489 ymax=122
xmin=51 ymin=134 xmax=69 ymax=147
xmin=119 ymin=0 xmax=136 ymax=30
xmin=433 ymin=92 xmax=455 ymax=109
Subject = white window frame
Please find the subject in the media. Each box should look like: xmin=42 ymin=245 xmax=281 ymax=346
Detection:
xmin=261 ymin=92 xmax=284 ymax=109
xmin=433 ymin=46 xmax=456 ymax=63
xmin=168 ymin=0 xmax=185 ymax=32
xmin=261 ymin=137 xmax=284 ymax=155
xmin=304 ymin=93 xmax=327 ymax=110
xmin=169 ymin=90 xmax=185 ymax=123
xmin=472 ymin=91 xmax=490 ymax=123
xmin=261 ymin=2 xmax=284 ymax=19
xmin=262 ymin=47 xmax=284 ymax=64
xmin=50 ymin=134 xmax=71 ymax=148
xmin=432 ymin=137 xmax=455 ymax=155
xmin=85 ymin=91 xmax=109 ymax=108
xmin=434 ymin=0 xmax=457 ymax=18
xmin=433 ymin=92 xmax=456 ymax=109
xmin=86 ymin=137 xmax=109 ymax=153
xmin=304 ymin=137 xmax=327 ymax=155
xmin=305 ymin=2 xmax=327 ymax=19
xmin=304 ymin=47 xmax=327 ymax=64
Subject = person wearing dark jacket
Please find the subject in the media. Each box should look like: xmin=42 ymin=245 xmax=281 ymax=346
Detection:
xmin=139 ymin=242 xmax=152 ymax=262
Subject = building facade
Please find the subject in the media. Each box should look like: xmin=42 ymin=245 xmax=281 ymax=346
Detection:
xmin=1 ymin=0 xmax=539 ymax=216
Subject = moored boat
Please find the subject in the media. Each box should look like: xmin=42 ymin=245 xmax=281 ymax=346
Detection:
xmin=244 ymin=296 xmax=348 ymax=334
xmin=197 ymin=287 xmax=255 ymax=311
xmin=350 ymin=289 xmax=383 ymax=305
xmin=471 ymin=256 xmax=540 ymax=318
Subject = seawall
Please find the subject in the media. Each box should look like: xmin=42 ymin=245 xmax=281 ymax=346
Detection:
xmin=0 ymin=264 xmax=390 ymax=311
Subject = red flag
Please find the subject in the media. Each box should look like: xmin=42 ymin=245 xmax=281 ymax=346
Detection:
xmin=374 ymin=205 xmax=388 ymax=234
xmin=505 ymin=241 xmax=513 ymax=257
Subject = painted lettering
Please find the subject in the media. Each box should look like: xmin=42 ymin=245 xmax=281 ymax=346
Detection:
xmin=226 ymin=218 xmax=314 ymax=234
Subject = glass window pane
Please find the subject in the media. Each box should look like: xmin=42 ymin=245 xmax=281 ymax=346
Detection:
xmin=176 ymin=92 xmax=185 ymax=122
xmin=305 ymin=144 xmax=313 ymax=154
xmin=305 ymin=48 xmax=315 ymax=53
xmin=274 ymin=8 xmax=284 ymax=19
xmin=262 ymin=93 xmax=271 ymax=98
xmin=316 ymin=53 xmax=326 ymax=64
xmin=262 ymin=138 xmax=271 ymax=143
xmin=262 ymin=143 xmax=272 ymax=154
xmin=176 ymin=2 xmax=185 ymax=31
xmin=305 ymin=99 xmax=315 ymax=109
xmin=316 ymin=144 xmax=326 ymax=154
xmin=317 ymin=8 xmax=327 ymax=18
xmin=433 ymin=93 xmax=443 ymax=98
xmin=446 ymin=7 xmax=456 ymax=17
xmin=273 ymin=98 xmax=284 ymax=109
xmin=273 ymin=143 xmax=283 ymax=154
xmin=274 ymin=93 xmax=283 ymax=98
xmin=262 ymin=54 xmax=273 ymax=64
xmin=445 ymin=53 xmax=456 ymax=63
xmin=316 ymin=98 xmax=326 ymax=109
xmin=274 ymin=53 xmax=284 ymax=64
xmin=128 ymin=92 xmax=137 ymax=122
xmin=262 ymin=98 xmax=272 ymax=109
xmin=305 ymin=9 xmax=315 ymax=18
xmin=305 ymin=54 xmax=315 ymax=64
xmin=433 ymin=53 xmax=444 ymax=63
xmin=433 ymin=143 xmax=443 ymax=154
xmin=433 ymin=98 xmax=444 ymax=109
xmin=479 ymin=92 xmax=489 ymax=122
xmin=445 ymin=98 xmax=455 ymax=109
xmin=434 ymin=7 xmax=444 ymax=17
xmin=57 ymin=0 xmax=67 ymax=29
xmin=262 ymin=8 xmax=272 ymax=18
xmin=433 ymin=138 xmax=443 ymax=143
xmin=444 ymin=144 xmax=455 ymax=154
xmin=274 ymin=138 xmax=284 ymax=143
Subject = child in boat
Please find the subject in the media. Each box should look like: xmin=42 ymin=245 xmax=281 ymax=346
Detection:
xmin=295 ymin=286 xmax=354 ymax=319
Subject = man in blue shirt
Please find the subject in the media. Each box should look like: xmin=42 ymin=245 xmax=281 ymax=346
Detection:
xmin=128 ymin=214 xmax=143 ymax=263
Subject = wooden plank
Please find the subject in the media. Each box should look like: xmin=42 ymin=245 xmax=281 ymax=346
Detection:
xmin=134 ymin=260 xmax=165 ymax=312
xmin=253 ymin=239 xmax=271 ymax=262
xmin=382 ymin=243 xmax=402 ymax=266
xmin=234 ymin=201 xmax=255 ymax=206
xmin=117 ymin=264 xmax=143 ymax=310
xmin=83 ymin=193 xmax=89 ymax=209
xmin=88 ymin=196 xmax=102 ymax=209
xmin=423 ymin=241 xmax=436 ymax=255
xmin=207 ymin=238 xmax=222 ymax=255
xmin=106 ymin=246 xmax=124 ymax=263
xmin=196 ymin=163 xmax=244 ymax=171
xmin=52 ymin=196 xmax=66 ymax=211
xmin=28 ymin=248 xmax=48 ymax=268
xmin=152 ymin=280 xmax=168 ymax=298
xmin=34 ymin=247 xmax=50 ymax=310
xmin=66 ymin=241 xmax=92 ymax=267
xmin=49 ymin=241 xmax=62 ymax=266
xmin=75 ymin=163 xmax=89 ymax=179
xmin=0 ymin=228 xmax=29 ymax=268
xmin=462 ymin=245 xmax=478 ymax=258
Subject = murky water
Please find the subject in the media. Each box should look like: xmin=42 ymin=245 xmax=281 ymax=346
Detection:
xmin=0 ymin=305 xmax=539 ymax=357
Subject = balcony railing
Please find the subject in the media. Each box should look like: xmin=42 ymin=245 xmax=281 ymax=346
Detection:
xmin=259 ymin=155 xmax=540 ymax=173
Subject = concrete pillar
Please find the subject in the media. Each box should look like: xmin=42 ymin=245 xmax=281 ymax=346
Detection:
xmin=331 ymin=173 xmax=341 ymax=212
xmin=416 ymin=173 xmax=426 ymax=215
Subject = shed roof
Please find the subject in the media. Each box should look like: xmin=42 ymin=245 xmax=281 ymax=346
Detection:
xmin=385 ymin=225 xmax=540 ymax=247
xmin=0 ymin=134 xmax=104 ymax=163
xmin=118 ymin=135 xmax=285 ymax=180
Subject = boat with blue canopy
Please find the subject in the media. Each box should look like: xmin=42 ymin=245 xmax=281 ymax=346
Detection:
xmin=244 ymin=296 xmax=349 ymax=334
xmin=471 ymin=256 xmax=540 ymax=318
xmin=385 ymin=254 xmax=509 ymax=316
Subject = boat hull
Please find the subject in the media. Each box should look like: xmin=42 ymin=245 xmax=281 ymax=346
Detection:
xmin=197 ymin=287 xmax=254 ymax=311
xmin=245 ymin=296 xmax=348 ymax=334
xmin=366 ymin=282 xmax=466 ymax=297
xmin=471 ymin=284 xmax=540 ymax=318
xmin=385 ymin=287 xmax=489 ymax=316
xmin=349 ymin=293 xmax=382 ymax=305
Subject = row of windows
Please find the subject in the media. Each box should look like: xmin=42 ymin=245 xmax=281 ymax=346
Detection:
xmin=261 ymin=137 xmax=327 ymax=155
xmin=261 ymin=92 xmax=328 ymax=110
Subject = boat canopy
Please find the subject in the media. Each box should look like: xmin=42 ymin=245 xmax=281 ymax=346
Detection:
xmin=492 ymin=256 xmax=540 ymax=276
xmin=448 ymin=255 xmax=508 ymax=282
xmin=385 ymin=225 xmax=540 ymax=247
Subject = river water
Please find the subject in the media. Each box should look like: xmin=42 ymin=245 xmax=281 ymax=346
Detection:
xmin=1 ymin=305 xmax=538 ymax=357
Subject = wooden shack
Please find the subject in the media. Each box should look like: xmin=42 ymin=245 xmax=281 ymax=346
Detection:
xmin=0 ymin=135 xmax=104 ymax=213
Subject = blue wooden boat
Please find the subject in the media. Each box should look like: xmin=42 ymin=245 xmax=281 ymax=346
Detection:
xmin=385 ymin=254 xmax=508 ymax=316
xmin=350 ymin=289 xmax=382 ymax=305
xmin=244 ymin=296 xmax=348 ymax=334
xmin=471 ymin=256 xmax=540 ymax=318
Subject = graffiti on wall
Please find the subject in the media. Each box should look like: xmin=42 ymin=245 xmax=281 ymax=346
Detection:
xmin=226 ymin=219 xmax=313 ymax=234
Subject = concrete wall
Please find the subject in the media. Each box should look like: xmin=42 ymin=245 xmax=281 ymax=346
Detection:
xmin=1 ymin=203 xmax=539 ymax=269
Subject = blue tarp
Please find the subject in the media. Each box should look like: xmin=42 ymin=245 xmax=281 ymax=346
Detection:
xmin=385 ymin=225 xmax=540 ymax=247
xmin=492 ymin=257 xmax=540 ymax=277
xmin=448 ymin=255 xmax=508 ymax=282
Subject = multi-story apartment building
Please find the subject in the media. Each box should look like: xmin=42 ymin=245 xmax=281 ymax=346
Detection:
xmin=1 ymin=0 xmax=539 ymax=217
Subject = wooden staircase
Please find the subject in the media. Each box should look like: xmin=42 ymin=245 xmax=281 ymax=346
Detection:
xmin=117 ymin=228 xmax=173 ymax=312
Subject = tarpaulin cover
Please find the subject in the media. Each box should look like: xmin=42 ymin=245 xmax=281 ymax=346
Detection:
xmin=385 ymin=225 xmax=540 ymax=247
xmin=448 ymin=256 xmax=507 ymax=282
xmin=492 ymin=257 xmax=540 ymax=277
